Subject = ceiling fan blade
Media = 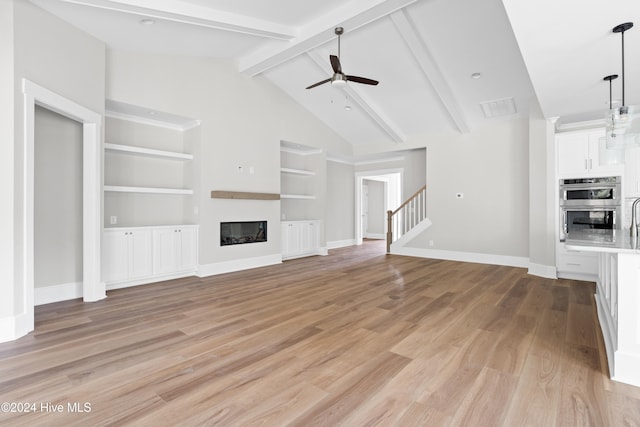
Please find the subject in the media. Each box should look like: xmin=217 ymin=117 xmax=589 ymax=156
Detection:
xmin=346 ymin=75 xmax=379 ymax=86
xmin=330 ymin=55 xmax=342 ymax=74
xmin=305 ymin=78 xmax=332 ymax=89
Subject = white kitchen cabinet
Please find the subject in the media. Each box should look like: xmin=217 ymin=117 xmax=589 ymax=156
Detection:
xmin=556 ymin=244 xmax=598 ymax=280
xmin=557 ymin=128 xmax=623 ymax=178
xmin=103 ymin=225 xmax=198 ymax=289
xmin=281 ymin=220 xmax=321 ymax=260
xmin=102 ymin=228 xmax=153 ymax=284
xmin=154 ymin=226 xmax=198 ymax=275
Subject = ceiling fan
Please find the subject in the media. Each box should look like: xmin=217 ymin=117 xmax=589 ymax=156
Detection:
xmin=306 ymin=27 xmax=379 ymax=90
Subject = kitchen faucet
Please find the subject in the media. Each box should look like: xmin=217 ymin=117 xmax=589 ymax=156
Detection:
xmin=631 ymin=197 xmax=640 ymax=239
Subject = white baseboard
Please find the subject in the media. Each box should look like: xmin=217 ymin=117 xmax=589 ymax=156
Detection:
xmin=527 ymin=263 xmax=558 ymax=279
xmin=198 ymin=254 xmax=282 ymax=277
xmin=35 ymin=282 xmax=82 ymax=306
xmin=106 ymin=271 xmax=197 ymax=291
xmin=391 ymin=246 xmax=529 ymax=269
xmin=364 ymin=233 xmax=385 ymax=240
xmin=557 ymin=271 xmax=597 ymax=282
xmin=0 ymin=311 xmax=32 ymax=343
xmin=327 ymin=239 xmax=356 ymax=249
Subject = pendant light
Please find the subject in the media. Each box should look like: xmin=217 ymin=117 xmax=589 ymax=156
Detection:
xmin=603 ymin=74 xmax=622 ymax=148
xmin=600 ymin=74 xmax=625 ymax=164
xmin=606 ymin=22 xmax=639 ymax=147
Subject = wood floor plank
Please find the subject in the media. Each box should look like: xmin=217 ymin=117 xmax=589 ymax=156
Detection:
xmin=0 ymin=240 xmax=637 ymax=426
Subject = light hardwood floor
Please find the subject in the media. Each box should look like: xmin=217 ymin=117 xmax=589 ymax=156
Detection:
xmin=1 ymin=240 xmax=639 ymax=426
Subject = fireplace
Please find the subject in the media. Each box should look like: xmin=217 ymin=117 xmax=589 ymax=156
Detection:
xmin=220 ymin=221 xmax=267 ymax=246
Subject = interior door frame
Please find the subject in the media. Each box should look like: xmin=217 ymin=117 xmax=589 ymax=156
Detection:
xmin=19 ymin=79 xmax=104 ymax=339
xmin=355 ymin=169 xmax=403 ymax=245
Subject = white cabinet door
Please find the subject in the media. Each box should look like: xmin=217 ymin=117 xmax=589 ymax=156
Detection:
xmin=282 ymin=221 xmax=321 ymax=259
xmin=177 ymin=227 xmax=198 ymax=271
xmin=153 ymin=227 xmax=198 ymax=274
xmin=558 ymin=133 xmax=590 ymax=177
xmin=299 ymin=221 xmax=320 ymax=254
xmin=558 ymin=129 xmax=623 ymax=178
xmin=103 ymin=228 xmax=153 ymax=283
xmin=128 ymin=229 xmax=153 ymax=279
xmin=281 ymin=222 xmax=300 ymax=258
xmin=154 ymin=228 xmax=178 ymax=275
xmin=102 ymin=230 xmax=128 ymax=283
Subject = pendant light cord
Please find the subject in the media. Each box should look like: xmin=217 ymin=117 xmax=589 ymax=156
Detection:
xmin=622 ymin=29 xmax=626 ymax=108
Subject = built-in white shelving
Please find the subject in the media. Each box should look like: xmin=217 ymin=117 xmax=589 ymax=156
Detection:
xmin=104 ymin=185 xmax=193 ymax=195
xmin=280 ymin=167 xmax=315 ymax=176
xmin=105 ymin=143 xmax=193 ymax=161
xmin=280 ymin=194 xmax=316 ymax=199
xmin=104 ymin=103 xmax=199 ymax=228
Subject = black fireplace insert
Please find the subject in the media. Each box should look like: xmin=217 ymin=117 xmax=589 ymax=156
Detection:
xmin=220 ymin=221 xmax=267 ymax=246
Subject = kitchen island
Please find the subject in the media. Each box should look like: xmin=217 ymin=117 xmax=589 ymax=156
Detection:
xmin=566 ymin=229 xmax=640 ymax=387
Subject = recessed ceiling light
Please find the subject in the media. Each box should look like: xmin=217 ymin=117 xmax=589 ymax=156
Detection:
xmin=140 ymin=18 xmax=155 ymax=26
xmin=344 ymin=105 xmax=352 ymax=111
xmin=471 ymin=72 xmax=482 ymax=79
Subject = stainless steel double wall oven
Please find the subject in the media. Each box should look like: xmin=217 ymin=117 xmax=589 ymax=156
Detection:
xmin=559 ymin=176 xmax=621 ymax=241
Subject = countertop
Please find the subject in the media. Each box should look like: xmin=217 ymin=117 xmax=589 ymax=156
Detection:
xmin=565 ymin=229 xmax=640 ymax=254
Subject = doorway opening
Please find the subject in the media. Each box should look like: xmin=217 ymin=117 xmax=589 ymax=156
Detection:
xmin=355 ymin=169 xmax=402 ymax=246
xmin=14 ymin=79 xmax=103 ymax=341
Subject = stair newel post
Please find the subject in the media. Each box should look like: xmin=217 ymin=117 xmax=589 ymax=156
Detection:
xmin=386 ymin=210 xmax=393 ymax=253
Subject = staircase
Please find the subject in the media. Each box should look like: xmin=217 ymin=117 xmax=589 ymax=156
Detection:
xmin=386 ymin=185 xmax=430 ymax=252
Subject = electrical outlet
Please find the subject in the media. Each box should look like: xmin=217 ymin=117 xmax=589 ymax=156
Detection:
xmin=429 ymin=240 xmax=434 ymax=247
xmin=110 ymin=216 xmax=117 ymax=225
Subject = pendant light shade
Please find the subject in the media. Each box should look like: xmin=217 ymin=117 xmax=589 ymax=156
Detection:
xmin=606 ymin=22 xmax=639 ymax=148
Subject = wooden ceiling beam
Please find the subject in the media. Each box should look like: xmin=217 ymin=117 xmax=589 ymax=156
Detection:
xmin=238 ymin=0 xmax=417 ymax=76
xmin=389 ymin=9 xmax=471 ymax=134
xmin=59 ymin=0 xmax=296 ymax=40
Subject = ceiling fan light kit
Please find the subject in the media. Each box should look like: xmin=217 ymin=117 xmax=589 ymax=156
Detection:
xmin=305 ymin=27 xmax=379 ymax=90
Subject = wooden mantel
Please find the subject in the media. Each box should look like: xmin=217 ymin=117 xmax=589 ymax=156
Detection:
xmin=211 ymin=191 xmax=280 ymax=200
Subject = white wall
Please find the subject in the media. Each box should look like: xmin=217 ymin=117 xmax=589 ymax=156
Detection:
xmin=528 ymin=99 xmax=556 ymax=272
xmin=326 ymin=160 xmax=355 ymax=244
xmin=0 ymin=0 xmax=15 ymax=322
xmin=355 ymin=148 xmax=426 ymax=199
xmin=404 ymin=118 xmax=529 ymax=258
xmin=105 ymin=50 xmax=352 ymax=266
xmin=2 ymin=0 xmax=105 ymax=337
xmin=34 ymin=106 xmax=83 ymax=288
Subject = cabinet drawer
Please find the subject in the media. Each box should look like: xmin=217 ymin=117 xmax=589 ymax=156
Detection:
xmin=557 ymin=251 xmax=598 ymax=275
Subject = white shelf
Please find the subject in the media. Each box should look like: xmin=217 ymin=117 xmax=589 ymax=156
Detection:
xmin=105 ymin=143 xmax=193 ymax=161
xmin=280 ymin=167 xmax=315 ymax=176
xmin=281 ymin=194 xmax=316 ymax=199
xmin=104 ymin=185 xmax=193 ymax=195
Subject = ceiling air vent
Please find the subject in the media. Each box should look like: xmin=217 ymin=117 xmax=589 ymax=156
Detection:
xmin=480 ymin=97 xmax=517 ymax=118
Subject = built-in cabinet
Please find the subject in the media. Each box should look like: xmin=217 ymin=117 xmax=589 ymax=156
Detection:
xmin=102 ymin=228 xmax=153 ymax=284
xmin=103 ymin=102 xmax=200 ymax=289
xmin=557 ymin=128 xmax=623 ymax=178
xmin=556 ymin=246 xmax=599 ymax=279
xmin=103 ymin=225 xmax=198 ymax=289
xmin=556 ymin=127 xmax=624 ymax=280
xmin=153 ymin=226 xmax=198 ymax=275
xmin=281 ymin=220 xmax=322 ymax=260
xmin=280 ymin=142 xmax=326 ymax=260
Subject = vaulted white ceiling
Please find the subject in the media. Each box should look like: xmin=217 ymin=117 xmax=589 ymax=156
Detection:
xmin=28 ymin=0 xmax=640 ymax=149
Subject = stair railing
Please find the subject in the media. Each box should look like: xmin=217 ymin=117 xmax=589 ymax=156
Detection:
xmin=386 ymin=185 xmax=427 ymax=253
